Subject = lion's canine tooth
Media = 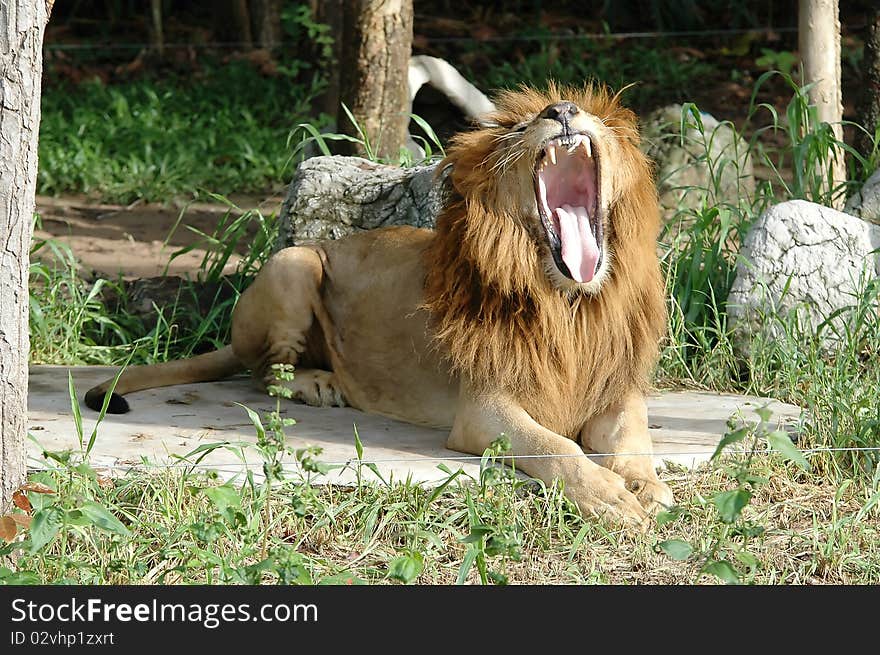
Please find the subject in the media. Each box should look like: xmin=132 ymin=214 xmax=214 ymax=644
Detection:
xmin=547 ymin=144 xmax=557 ymax=165
xmin=580 ymin=137 xmax=592 ymax=158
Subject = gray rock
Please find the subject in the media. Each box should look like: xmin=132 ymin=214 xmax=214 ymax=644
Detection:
xmin=640 ymin=105 xmax=755 ymax=216
xmin=276 ymin=156 xmax=449 ymax=250
xmin=728 ymin=199 xmax=880 ymax=353
xmin=844 ymin=168 xmax=880 ymax=224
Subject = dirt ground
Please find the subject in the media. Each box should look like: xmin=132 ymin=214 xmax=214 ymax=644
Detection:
xmin=33 ymin=193 xmax=285 ymax=279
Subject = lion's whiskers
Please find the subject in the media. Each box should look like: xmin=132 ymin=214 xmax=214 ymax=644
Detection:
xmin=492 ymin=131 xmax=524 ymax=143
xmin=488 ymin=145 xmax=527 ymax=175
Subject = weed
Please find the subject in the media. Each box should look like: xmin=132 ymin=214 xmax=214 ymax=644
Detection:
xmin=657 ymin=406 xmax=810 ymax=584
xmin=287 ymin=105 xmax=446 ymax=168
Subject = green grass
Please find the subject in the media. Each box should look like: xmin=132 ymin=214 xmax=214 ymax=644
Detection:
xmin=470 ymin=31 xmax=719 ymax=111
xmin=654 ymin=73 xmax=880 ymax=482
xmin=4 ymin=405 xmax=878 ymax=584
xmin=29 ymin=197 xmax=278 ymax=367
xmin=10 ymin=72 xmax=880 ymax=584
xmin=38 ymin=61 xmax=327 ymax=203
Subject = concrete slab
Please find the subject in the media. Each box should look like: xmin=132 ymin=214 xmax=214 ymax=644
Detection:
xmin=27 ymin=366 xmax=803 ymax=485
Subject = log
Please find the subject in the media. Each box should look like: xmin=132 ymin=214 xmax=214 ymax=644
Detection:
xmin=275 ymin=156 xmax=449 ymax=249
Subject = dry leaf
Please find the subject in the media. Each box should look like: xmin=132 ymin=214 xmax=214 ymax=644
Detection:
xmin=18 ymin=482 xmax=55 ymax=494
xmin=12 ymin=491 xmax=32 ymax=513
xmin=0 ymin=515 xmax=17 ymax=542
xmin=11 ymin=514 xmax=31 ymax=529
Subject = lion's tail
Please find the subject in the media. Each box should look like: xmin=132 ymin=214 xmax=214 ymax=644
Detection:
xmin=83 ymin=345 xmax=244 ymax=414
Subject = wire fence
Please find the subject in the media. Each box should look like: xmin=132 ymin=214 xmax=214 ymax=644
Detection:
xmin=42 ymin=25 xmax=811 ymax=52
xmin=25 ymin=445 xmax=880 ymax=476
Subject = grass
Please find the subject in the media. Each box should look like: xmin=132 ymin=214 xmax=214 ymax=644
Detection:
xmin=469 ymin=30 xmax=719 ymax=112
xmin=655 ymin=72 xmax=880 ymax=484
xmin=28 ymin=197 xmax=278 ymax=367
xmin=38 ymin=60 xmax=327 ymax=203
xmin=8 ymin=71 xmax=880 ymax=584
xmin=4 ymin=417 xmax=879 ymax=584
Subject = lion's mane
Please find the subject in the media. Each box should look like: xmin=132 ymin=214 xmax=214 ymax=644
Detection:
xmin=422 ymin=84 xmax=666 ymax=437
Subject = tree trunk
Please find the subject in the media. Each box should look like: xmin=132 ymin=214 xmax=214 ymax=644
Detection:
xmin=0 ymin=0 xmax=51 ymax=511
xmin=856 ymin=7 xmax=880 ymax=163
xmin=799 ymin=0 xmax=845 ymax=207
xmin=216 ymin=0 xmax=253 ymax=49
xmin=149 ymin=0 xmax=164 ymax=57
xmin=249 ymin=0 xmax=281 ymax=51
xmin=337 ymin=0 xmax=413 ymax=161
xmin=314 ymin=0 xmax=344 ymax=119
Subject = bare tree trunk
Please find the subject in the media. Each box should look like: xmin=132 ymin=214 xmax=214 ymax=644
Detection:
xmin=0 ymin=0 xmax=51 ymax=511
xmin=250 ymin=0 xmax=281 ymax=51
xmin=799 ymin=0 xmax=845 ymax=207
xmin=337 ymin=0 xmax=413 ymax=161
xmin=149 ymin=0 xmax=164 ymax=57
xmin=315 ymin=0 xmax=344 ymax=118
xmin=856 ymin=6 xmax=880 ymax=163
xmin=216 ymin=0 xmax=253 ymax=49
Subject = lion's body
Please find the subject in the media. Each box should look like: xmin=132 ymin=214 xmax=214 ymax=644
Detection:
xmin=241 ymin=227 xmax=458 ymax=428
xmin=86 ymin=84 xmax=674 ymax=525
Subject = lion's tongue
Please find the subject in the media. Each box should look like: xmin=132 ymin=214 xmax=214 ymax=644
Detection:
xmin=555 ymin=204 xmax=599 ymax=283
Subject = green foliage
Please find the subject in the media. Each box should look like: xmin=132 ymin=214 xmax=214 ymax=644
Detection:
xmin=30 ymin=198 xmax=277 ymax=367
xmin=457 ymin=436 xmax=524 ymax=585
xmin=39 ymin=61 xmax=325 ymax=203
xmin=473 ymin=29 xmax=717 ymax=110
xmin=755 ymin=49 xmax=798 ymax=77
xmin=287 ymin=104 xmax=445 ymax=169
xmin=657 ymin=407 xmax=810 ymax=584
xmin=29 ymin=219 xmax=142 ymax=365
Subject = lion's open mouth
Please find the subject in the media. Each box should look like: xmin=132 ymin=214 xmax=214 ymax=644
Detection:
xmin=534 ymin=133 xmax=602 ymax=284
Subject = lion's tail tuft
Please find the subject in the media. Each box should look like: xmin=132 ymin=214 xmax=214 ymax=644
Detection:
xmin=83 ymin=388 xmax=130 ymax=414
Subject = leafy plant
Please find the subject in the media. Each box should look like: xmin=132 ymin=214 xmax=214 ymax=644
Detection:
xmin=755 ymin=49 xmax=798 ymax=77
xmin=657 ymin=406 xmax=810 ymax=584
xmin=457 ymin=436 xmax=523 ymax=585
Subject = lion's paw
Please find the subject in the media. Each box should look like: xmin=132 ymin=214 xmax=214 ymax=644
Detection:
xmin=573 ymin=467 xmax=649 ymax=530
xmin=268 ymin=369 xmax=347 ymax=408
xmin=626 ymin=478 xmax=674 ymax=516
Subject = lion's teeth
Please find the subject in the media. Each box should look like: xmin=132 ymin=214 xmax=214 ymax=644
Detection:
xmin=580 ymin=137 xmax=592 ymax=158
xmin=547 ymin=144 xmax=557 ymax=165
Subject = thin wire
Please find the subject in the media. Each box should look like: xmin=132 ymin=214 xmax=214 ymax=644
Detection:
xmin=25 ymin=445 xmax=880 ymax=474
xmin=41 ymin=26 xmax=808 ymax=52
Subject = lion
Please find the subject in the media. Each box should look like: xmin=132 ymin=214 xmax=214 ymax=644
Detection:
xmin=85 ymin=83 xmax=673 ymax=525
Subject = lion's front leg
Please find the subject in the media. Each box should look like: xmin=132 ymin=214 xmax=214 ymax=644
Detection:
xmin=447 ymin=386 xmax=648 ymax=526
xmin=579 ymin=392 xmax=673 ymax=515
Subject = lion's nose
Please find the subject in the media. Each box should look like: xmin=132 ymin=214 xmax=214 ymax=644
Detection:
xmin=540 ymin=101 xmax=579 ymax=123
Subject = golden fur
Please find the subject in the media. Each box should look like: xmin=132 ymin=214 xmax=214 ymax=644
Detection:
xmin=85 ymin=84 xmax=672 ymax=525
xmin=424 ymin=84 xmax=666 ymax=437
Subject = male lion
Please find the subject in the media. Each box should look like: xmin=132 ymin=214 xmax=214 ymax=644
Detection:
xmin=85 ymin=84 xmax=673 ymax=525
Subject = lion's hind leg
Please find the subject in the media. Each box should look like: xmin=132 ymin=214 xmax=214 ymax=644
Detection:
xmin=232 ymin=246 xmax=347 ymax=409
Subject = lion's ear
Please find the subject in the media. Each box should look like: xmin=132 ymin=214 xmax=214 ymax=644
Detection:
xmin=434 ymin=161 xmax=455 ymax=181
